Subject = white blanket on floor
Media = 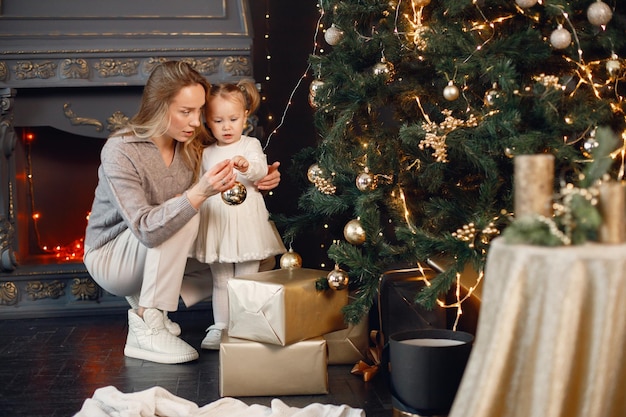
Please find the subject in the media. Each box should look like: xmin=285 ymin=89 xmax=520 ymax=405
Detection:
xmin=74 ymin=386 xmax=365 ymax=417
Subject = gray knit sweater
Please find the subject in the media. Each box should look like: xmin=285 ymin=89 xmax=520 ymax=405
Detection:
xmin=84 ymin=133 xmax=199 ymax=250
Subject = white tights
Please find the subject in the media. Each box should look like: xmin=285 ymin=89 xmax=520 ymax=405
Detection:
xmin=209 ymin=260 xmax=260 ymax=326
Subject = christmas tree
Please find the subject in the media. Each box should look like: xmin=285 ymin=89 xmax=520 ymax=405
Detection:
xmin=275 ymin=0 xmax=626 ymax=323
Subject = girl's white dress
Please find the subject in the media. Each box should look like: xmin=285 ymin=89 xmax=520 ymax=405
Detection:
xmin=192 ymin=135 xmax=286 ymax=264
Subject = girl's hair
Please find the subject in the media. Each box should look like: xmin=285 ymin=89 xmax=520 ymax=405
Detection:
xmin=205 ymin=79 xmax=260 ymax=143
xmin=125 ymin=60 xmax=211 ymax=178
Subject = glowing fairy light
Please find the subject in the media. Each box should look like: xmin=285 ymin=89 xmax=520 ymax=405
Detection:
xmin=437 ymin=269 xmax=484 ymax=331
xmin=398 ymin=186 xmax=416 ymax=232
xmin=263 ymin=1 xmax=325 ymax=150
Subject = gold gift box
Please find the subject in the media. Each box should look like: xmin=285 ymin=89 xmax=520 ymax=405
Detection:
xmin=219 ymin=334 xmax=329 ymax=397
xmin=324 ymin=316 xmax=369 ymax=365
xmin=228 ymin=268 xmax=348 ymax=345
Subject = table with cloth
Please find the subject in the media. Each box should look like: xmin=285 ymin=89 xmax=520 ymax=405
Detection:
xmin=448 ymin=238 xmax=626 ymax=417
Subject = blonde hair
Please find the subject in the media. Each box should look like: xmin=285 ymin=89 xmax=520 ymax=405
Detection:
xmin=205 ymin=79 xmax=260 ymax=143
xmin=124 ymin=60 xmax=211 ymax=179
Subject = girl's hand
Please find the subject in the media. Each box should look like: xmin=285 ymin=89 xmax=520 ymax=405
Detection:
xmin=232 ymin=155 xmax=250 ymax=173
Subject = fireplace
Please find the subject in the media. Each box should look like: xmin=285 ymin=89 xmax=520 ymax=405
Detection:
xmin=0 ymin=0 xmax=255 ymax=318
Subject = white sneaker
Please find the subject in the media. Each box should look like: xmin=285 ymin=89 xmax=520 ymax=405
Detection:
xmin=201 ymin=323 xmax=227 ymax=350
xmin=124 ymin=308 xmax=199 ymax=364
xmin=125 ymin=295 xmax=182 ymax=336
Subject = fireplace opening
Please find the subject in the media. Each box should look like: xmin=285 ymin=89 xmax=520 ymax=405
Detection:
xmin=14 ymin=126 xmax=103 ymax=266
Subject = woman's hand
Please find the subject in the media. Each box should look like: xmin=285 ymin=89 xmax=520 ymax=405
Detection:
xmin=187 ymin=159 xmax=235 ymax=209
xmin=255 ymin=161 xmax=281 ymax=191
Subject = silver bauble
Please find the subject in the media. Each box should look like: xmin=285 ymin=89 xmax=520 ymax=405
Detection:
xmin=515 ymin=0 xmax=538 ymax=8
xmin=343 ymin=219 xmax=366 ymax=245
xmin=587 ymin=1 xmax=613 ymax=26
xmin=307 ymin=163 xmax=324 ymax=183
xmin=280 ymin=249 xmax=303 ymax=269
xmin=221 ymin=181 xmax=247 ymax=205
xmin=356 ymin=170 xmax=377 ymax=191
xmin=606 ymin=59 xmax=621 ymax=77
xmin=324 ymin=24 xmax=344 ymax=46
xmin=327 ymin=265 xmax=349 ymax=290
xmin=550 ymin=27 xmax=571 ymax=50
xmin=443 ymin=82 xmax=460 ymax=101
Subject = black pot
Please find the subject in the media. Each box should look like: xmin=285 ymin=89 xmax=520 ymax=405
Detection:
xmin=389 ymin=329 xmax=474 ymax=416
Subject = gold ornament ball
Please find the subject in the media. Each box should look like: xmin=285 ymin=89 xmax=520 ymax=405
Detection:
xmin=413 ymin=0 xmax=431 ymax=6
xmin=515 ymin=0 xmax=538 ymax=7
xmin=550 ymin=27 xmax=571 ymax=50
xmin=307 ymin=163 xmax=324 ymax=183
xmin=280 ymin=249 xmax=303 ymax=269
xmin=373 ymin=60 xmax=394 ymax=80
xmin=443 ymin=82 xmax=460 ymax=101
xmin=327 ymin=265 xmax=349 ymax=290
xmin=483 ymin=86 xmax=501 ymax=107
xmin=356 ymin=170 xmax=376 ymax=191
xmin=324 ymin=24 xmax=344 ymax=46
xmin=221 ymin=181 xmax=247 ymax=205
xmin=309 ymin=79 xmax=325 ymax=108
xmin=344 ymin=219 xmax=366 ymax=245
xmin=587 ymin=1 xmax=613 ymax=26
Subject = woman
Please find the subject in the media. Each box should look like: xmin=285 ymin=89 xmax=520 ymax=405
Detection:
xmin=83 ymin=61 xmax=280 ymax=364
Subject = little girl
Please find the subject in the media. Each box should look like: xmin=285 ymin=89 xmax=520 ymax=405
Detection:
xmin=192 ymin=79 xmax=286 ymax=349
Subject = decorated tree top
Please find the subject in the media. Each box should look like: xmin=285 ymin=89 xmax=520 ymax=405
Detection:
xmin=275 ymin=0 xmax=626 ymax=323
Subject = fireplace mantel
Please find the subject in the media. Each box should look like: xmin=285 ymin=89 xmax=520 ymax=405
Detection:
xmin=0 ymin=0 xmax=254 ymax=318
xmin=0 ymin=0 xmax=254 ymax=138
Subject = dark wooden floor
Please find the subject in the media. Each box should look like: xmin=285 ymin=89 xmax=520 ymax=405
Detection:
xmin=0 ymin=306 xmax=393 ymax=417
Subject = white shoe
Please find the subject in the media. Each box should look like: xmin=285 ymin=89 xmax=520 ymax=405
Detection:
xmin=201 ymin=323 xmax=227 ymax=350
xmin=125 ymin=295 xmax=182 ymax=336
xmin=124 ymin=308 xmax=198 ymax=364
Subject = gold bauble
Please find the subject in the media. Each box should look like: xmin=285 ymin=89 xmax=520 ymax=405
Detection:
xmin=327 ymin=264 xmax=349 ymax=290
xmin=280 ymin=249 xmax=303 ymax=269
xmin=372 ymin=60 xmax=394 ymax=81
xmin=344 ymin=219 xmax=366 ymax=245
xmin=443 ymin=82 xmax=460 ymax=101
xmin=307 ymin=163 xmax=324 ymax=183
xmin=483 ymin=84 xmax=501 ymax=107
xmin=356 ymin=170 xmax=377 ymax=191
xmin=221 ymin=181 xmax=247 ymax=205
xmin=308 ymin=79 xmax=325 ymax=108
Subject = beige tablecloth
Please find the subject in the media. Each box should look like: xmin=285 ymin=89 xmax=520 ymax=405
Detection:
xmin=449 ymin=238 xmax=626 ymax=417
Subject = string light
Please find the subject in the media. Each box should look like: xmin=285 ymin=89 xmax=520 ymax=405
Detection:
xmin=262 ymin=2 xmax=325 ymax=151
xmin=23 ymin=130 xmax=86 ymax=262
xmin=437 ymin=269 xmax=484 ymax=331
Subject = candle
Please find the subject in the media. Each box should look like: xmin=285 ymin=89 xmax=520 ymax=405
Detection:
xmin=598 ymin=181 xmax=626 ymax=244
xmin=399 ymin=338 xmax=466 ymax=347
xmin=514 ymin=154 xmax=555 ymax=218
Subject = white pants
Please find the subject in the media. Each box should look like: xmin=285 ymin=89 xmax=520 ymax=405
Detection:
xmin=83 ymin=216 xmax=201 ymax=312
xmin=83 ymin=215 xmax=276 ymax=313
